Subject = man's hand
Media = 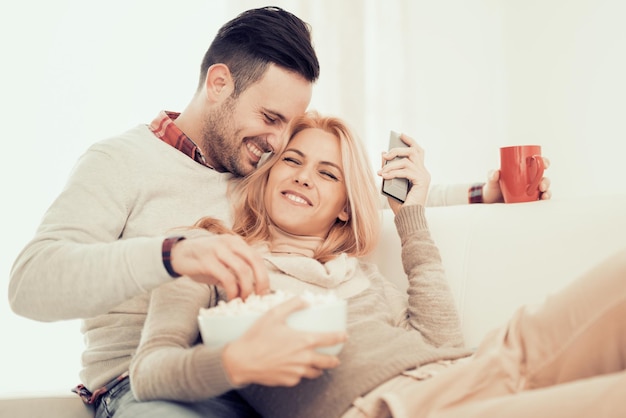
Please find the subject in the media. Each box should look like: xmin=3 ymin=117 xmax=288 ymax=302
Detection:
xmin=222 ymin=297 xmax=347 ymax=387
xmin=482 ymin=157 xmax=552 ymax=203
xmin=170 ymin=233 xmax=270 ymax=300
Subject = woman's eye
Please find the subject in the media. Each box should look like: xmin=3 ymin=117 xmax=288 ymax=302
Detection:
xmin=321 ymin=171 xmax=339 ymax=181
xmin=283 ymin=156 xmax=300 ymax=165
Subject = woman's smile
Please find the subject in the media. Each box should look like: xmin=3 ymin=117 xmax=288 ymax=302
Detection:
xmin=281 ymin=190 xmax=312 ymax=206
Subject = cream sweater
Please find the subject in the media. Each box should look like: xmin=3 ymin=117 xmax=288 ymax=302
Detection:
xmin=8 ymin=124 xmax=232 ymax=389
xmin=8 ymin=122 xmax=473 ymax=392
xmin=130 ymin=205 xmax=472 ymax=418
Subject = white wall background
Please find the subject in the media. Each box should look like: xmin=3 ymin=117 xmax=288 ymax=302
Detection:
xmin=2 ymin=0 xmax=625 ymax=396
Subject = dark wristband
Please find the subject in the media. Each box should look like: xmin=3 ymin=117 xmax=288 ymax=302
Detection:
xmin=468 ymin=182 xmax=485 ymax=204
xmin=162 ymin=236 xmax=186 ymax=278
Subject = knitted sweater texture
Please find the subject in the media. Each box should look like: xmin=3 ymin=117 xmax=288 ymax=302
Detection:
xmin=9 ymin=124 xmax=232 ymax=389
xmin=131 ymin=205 xmax=471 ymax=417
xmin=8 ymin=121 xmax=472 ymax=394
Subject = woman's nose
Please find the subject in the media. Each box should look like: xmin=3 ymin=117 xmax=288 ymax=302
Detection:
xmin=294 ymin=175 xmax=310 ymax=188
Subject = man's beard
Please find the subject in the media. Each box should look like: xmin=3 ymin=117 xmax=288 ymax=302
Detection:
xmin=199 ymin=98 xmax=249 ymax=177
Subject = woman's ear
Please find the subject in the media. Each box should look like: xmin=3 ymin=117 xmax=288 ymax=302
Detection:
xmin=204 ymin=63 xmax=234 ymax=102
xmin=338 ymin=205 xmax=350 ymax=222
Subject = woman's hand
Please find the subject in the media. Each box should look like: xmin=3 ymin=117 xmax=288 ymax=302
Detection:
xmin=221 ymin=297 xmax=347 ymax=387
xmin=378 ymin=133 xmax=431 ymax=214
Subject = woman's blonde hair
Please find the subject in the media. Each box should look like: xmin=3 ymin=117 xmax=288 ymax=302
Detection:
xmin=197 ymin=111 xmax=381 ymax=262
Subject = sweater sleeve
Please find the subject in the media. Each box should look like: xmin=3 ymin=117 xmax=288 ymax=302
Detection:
xmin=8 ymin=141 xmax=173 ymax=321
xmin=426 ymin=183 xmax=473 ymax=207
xmin=393 ymin=204 xmax=465 ymax=348
xmin=130 ymin=277 xmax=236 ymax=402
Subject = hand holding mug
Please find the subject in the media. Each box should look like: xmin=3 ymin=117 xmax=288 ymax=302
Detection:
xmin=498 ymin=145 xmax=550 ymax=203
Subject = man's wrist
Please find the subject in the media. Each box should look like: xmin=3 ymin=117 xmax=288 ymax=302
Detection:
xmin=162 ymin=236 xmax=186 ymax=278
xmin=468 ymin=182 xmax=485 ymax=204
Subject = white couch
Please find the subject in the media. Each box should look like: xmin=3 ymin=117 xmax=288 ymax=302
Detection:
xmin=3 ymin=194 xmax=626 ymax=418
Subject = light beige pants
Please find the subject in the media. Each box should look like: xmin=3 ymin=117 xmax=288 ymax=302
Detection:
xmin=343 ymin=248 xmax=626 ymax=418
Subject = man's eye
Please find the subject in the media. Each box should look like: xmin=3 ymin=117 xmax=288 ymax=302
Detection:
xmin=264 ymin=114 xmax=277 ymax=124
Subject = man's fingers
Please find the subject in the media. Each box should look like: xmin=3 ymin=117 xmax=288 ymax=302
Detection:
xmin=225 ymin=240 xmax=270 ymax=298
xmin=488 ymin=169 xmax=500 ymax=182
xmin=191 ymin=261 xmax=239 ymax=300
xmin=248 ymin=254 xmax=270 ymax=296
xmin=206 ymin=237 xmax=269 ymax=299
xmin=217 ymin=251 xmax=255 ymax=299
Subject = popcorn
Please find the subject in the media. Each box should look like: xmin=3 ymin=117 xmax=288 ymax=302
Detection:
xmin=199 ymin=290 xmax=340 ymax=317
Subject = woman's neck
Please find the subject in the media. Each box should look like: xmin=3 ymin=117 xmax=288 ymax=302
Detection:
xmin=268 ymin=224 xmax=323 ymax=258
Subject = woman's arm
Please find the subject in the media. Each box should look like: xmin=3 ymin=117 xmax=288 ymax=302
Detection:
xmin=393 ymin=204 xmax=464 ymax=348
xmin=129 ymin=277 xmax=236 ymax=401
xmin=379 ymin=134 xmax=463 ymax=347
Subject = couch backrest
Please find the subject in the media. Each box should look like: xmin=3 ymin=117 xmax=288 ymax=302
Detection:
xmin=364 ymin=195 xmax=626 ymax=348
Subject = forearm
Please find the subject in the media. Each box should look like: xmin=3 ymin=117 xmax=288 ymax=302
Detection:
xmin=130 ymin=278 xmax=234 ymax=401
xmin=130 ymin=344 xmax=234 ymax=401
xmin=9 ymin=235 xmax=169 ymax=321
xmin=426 ymin=183 xmax=484 ymax=207
xmin=395 ymin=204 xmax=464 ymax=347
xmin=8 ymin=146 xmax=171 ymax=320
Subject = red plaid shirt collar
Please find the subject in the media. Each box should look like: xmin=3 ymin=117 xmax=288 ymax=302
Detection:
xmin=149 ymin=110 xmax=210 ymax=167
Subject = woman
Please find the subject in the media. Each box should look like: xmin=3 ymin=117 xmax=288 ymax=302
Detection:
xmin=129 ymin=112 xmax=625 ymax=418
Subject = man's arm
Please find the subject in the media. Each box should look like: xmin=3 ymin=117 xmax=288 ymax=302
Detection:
xmin=9 ymin=144 xmax=172 ymax=321
xmin=427 ymin=158 xmax=552 ymax=207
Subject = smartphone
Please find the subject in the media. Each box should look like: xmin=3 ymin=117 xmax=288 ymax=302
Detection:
xmin=381 ymin=130 xmax=410 ymax=203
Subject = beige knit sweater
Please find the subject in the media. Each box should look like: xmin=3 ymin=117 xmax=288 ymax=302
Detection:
xmin=8 ymin=124 xmax=233 ymax=390
xmin=130 ymin=204 xmax=472 ymax=418
xmin=8 ymin=120 xmax=474 ymax=394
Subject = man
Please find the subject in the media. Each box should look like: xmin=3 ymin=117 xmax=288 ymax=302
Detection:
xmin=8 ymin=6 xmax=549 ymax=418
xmin=10 ymin=7 xmax=331 ymax=417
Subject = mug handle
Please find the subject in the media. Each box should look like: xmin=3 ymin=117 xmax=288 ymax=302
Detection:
xmin=526 ymin=155 xmax=545 ymax=196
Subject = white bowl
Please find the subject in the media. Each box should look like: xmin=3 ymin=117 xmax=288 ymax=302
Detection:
xmin=198 ymin=293 xmax=347 ymax=355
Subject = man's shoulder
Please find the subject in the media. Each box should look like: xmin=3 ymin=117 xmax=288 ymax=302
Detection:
xmin=89 ymin=124 xmax=155 ymax=153
xmin=82 ymin=124 xmax=180 ymax=167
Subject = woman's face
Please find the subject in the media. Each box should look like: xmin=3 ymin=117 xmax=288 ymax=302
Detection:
xmin=264 ymin=127 xmax=350 ymax=237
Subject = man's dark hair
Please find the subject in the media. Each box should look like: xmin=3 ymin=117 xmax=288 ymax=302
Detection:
xmin=198 ymin=6 xmax=319 ymax=96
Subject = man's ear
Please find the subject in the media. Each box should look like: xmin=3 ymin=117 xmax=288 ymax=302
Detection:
xmin=204 ymin=63 xmax=234 ymax=102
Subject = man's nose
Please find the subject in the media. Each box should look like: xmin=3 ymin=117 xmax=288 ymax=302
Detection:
xmin=267 ymin=126 xmax=290 ymax=154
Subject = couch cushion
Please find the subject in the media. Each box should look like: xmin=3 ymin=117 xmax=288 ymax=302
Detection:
xmin=0 ymin=395 xmax=93 ymax=418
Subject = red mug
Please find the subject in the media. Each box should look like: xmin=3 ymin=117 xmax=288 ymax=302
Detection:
xmin=499 ymin=145 xmax=545 ymax=203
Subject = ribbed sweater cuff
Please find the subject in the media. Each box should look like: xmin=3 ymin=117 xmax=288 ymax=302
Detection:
xmin=394 ymin=205 xmax=428 ymax=236
xmin=195 ymin=346 xmax=239 ymax=396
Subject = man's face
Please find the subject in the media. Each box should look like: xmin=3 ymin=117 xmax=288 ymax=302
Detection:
xmin=201 ymin=65 xmax=312 ymax=177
